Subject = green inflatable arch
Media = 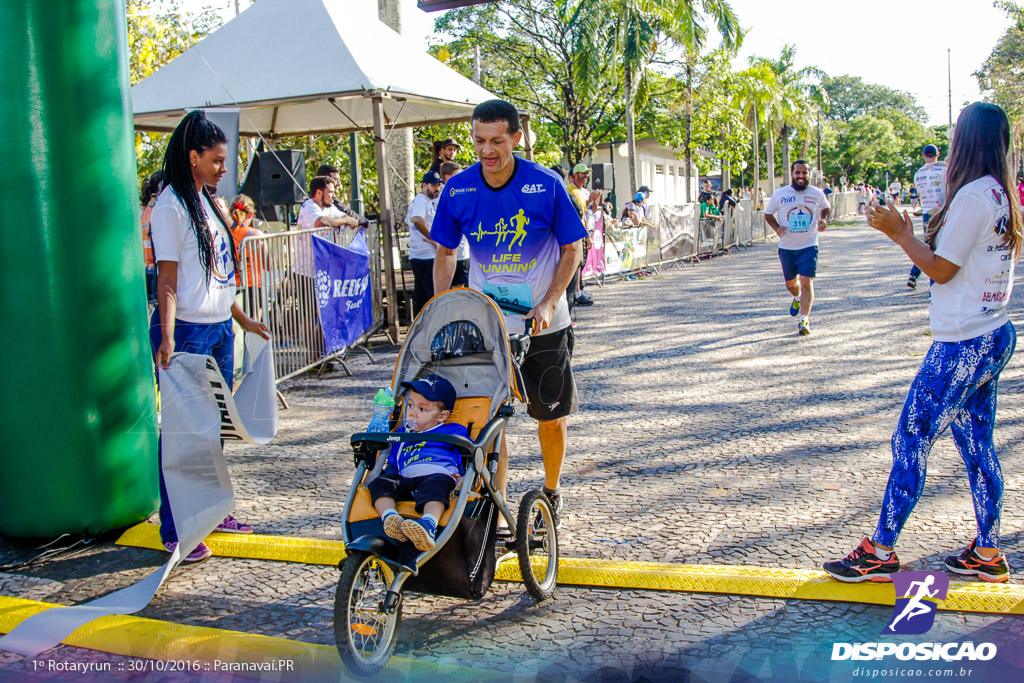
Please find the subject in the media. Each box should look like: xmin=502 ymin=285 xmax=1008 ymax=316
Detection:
xmin=0 ymin=1 xmax=158 ymax=538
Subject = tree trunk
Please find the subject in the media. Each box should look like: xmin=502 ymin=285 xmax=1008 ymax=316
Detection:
xmin=801 ymin=134 xmax=811 ymax=163
xmin=765 ymin=128 xmax=775 ymax=193
xmin=722 ymin=126 xmax=730 ymax=191
xmin=751 ymin=114 xmax=760 ymax=204
xmin=625 ymin=68 xmax=638 ymax=196
xmin=684 ymin=57 xmax=693 ymax=203
xmin=781 ymin=124 xmax=791 ymax=185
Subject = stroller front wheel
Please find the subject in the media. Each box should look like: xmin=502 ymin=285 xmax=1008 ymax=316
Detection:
xmin=333 ymin=551 xmax=401 ymax=675
xmin=516 ymin=489 xmax=559 ymax=601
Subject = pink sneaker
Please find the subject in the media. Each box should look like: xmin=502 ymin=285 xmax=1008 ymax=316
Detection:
xmin=215 ymin=514 xmax=253 ymax=534
xmin=163 ymin=541 xmax=212 ymax=562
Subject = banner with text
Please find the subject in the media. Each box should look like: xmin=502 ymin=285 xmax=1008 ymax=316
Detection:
xmin=313 ymin=231 xmax=373 ymax=354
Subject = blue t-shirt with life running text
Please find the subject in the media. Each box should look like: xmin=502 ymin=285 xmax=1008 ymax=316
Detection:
xmin=387 ymin=422 xmax=468 ymax=477
xmin=430 ymin=158 xmax=587 ymax=335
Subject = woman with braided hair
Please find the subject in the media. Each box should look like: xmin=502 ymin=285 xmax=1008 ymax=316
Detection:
xmin=149 ymin=110 xmax=270 ymax=562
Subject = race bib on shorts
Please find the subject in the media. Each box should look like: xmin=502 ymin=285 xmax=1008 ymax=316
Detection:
xmin=789 ymin=209 xmax=812 ymax=233
xmin=482 ymin=280 xmax=533 ymax=312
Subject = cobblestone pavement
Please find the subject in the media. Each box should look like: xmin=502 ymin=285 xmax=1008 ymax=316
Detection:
xmin=4 ymin=215 xmax=1024 ymax=682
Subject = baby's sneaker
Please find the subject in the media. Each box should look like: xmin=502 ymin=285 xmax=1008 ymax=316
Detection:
xmin=382 ymin=512 xmax=407 ymax=542
xmin=401 ymin=517 xmax=437 ymax=551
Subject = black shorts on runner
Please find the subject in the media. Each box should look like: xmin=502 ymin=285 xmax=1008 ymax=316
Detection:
xmin=520 ymin=325 xmax=578 ymax=422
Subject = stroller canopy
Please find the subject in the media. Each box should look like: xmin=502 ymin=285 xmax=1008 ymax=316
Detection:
xmin=392 ymin=289 xmax=522 ymax=416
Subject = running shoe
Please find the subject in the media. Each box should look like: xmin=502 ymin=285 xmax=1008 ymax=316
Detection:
xmin=163 ymin=541 xmax=212 ymax=563
xmin=215 ymin=514 xmax=253 ymax=534
xmin=943 ymin=540 xmax=1010 ymax=583
xmin=382 ymin=513 xmax=407 ymax=542
xmin=789 ymin=298 xmax=801 ymax=316
xmin=544 ymin=489 xmax=563 ymax=530
xmin=575 ymin=290 xmax=594 ymax=306
xmin=798 ymin=319 xmax=811 ymax=336
xmin=823 ymin=537 xmax=900 ymax=582
xmin=401 ymin=517 xmax=437 ymax=551
xmin=907 ymin=277 xmax=917 ymax=290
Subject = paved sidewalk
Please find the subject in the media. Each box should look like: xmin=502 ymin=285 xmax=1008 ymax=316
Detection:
xmin=3 ymin=216 xmax=1024 ymax=681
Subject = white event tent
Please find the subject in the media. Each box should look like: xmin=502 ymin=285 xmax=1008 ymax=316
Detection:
xmin=131 ymin=0 xmax=525 ymax=340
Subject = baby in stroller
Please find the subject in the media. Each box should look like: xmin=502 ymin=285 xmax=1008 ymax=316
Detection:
xmin=368 ymin=374 xmax=469 ymax=551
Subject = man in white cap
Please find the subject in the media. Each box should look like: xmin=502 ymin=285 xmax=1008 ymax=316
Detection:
xmin=568 ymin=163 xmax=598 ymax=305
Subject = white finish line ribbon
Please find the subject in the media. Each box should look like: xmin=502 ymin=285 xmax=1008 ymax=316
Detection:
xmin=0 ymin=333 xmax=278 ymax=657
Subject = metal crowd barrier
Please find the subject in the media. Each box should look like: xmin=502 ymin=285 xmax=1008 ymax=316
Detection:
xmin=236 ymin=222 xmax=383 ymax=384
xmin=828 ymin=191 xmax=860 ymax=219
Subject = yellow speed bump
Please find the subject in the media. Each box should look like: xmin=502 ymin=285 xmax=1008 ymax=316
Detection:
xmin=496 ymin=557 xmax=1024 ymax=615
xmin=116 ymin=524 xmax=1024 ymax=615
xmin=116 ymin=523 xmax=347 ymax=566
xmin=0 ymin=595 xmax=511 ymax=682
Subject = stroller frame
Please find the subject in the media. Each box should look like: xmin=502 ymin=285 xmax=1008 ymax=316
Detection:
xmin=334 ymin=289 xmax=559 ymax=676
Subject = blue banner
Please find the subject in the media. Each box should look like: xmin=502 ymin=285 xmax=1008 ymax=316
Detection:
xmin=312 ymin=231 xmax=372 ymax=354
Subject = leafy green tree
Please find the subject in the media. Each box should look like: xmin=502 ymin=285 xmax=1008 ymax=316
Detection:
xmin=434 ymin=0 xmax=626 ymax=165
xmin=752 ymin=45 xmax=823 ymax=186
xmin=732 ymin=63 xmax=778 ymax=200
xmin=976 ymin=1 xmax=1024 ymax=123
xmin=128 ymin=0 xmax=221 ymax=187
xmin=823 ymin=114 xmax=899 ymax=185
xmin=822 ymin=75 xmax=927 ymax=124
xmin=627 ymin=0 xmax=741 ymax=199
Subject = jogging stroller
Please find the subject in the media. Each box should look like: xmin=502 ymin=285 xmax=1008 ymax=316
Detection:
xmin=333 ymin=288 xmax=560 ymax=675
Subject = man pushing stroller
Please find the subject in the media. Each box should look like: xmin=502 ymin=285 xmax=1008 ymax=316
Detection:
xmin=431 ymin=99 xmax=587 ymax=527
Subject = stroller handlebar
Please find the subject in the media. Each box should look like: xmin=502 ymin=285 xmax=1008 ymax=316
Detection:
xmin=485 ymin=296 xmax=536 ymax=338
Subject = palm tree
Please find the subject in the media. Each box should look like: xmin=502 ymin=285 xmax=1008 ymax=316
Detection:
xmin=733 ymin=63 xmax=777 ymax=203
xmin=575 ymin=0 xmax=740 ymax=197
xmin=753 ymin=45 xmax=825 ymax=186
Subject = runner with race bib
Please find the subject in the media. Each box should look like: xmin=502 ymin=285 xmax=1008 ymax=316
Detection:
xmin=764 ymin=160 xmax=831 ymax=336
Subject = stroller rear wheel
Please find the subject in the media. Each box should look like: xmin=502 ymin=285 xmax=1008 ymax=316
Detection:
xmin=516 ymin=489 xmax=559 ymax=601
xmin=333 ymin=551 xmax=401 ymax=676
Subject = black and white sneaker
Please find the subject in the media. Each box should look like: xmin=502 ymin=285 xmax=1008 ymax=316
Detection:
xmin=543 ymin=488 xmax=563 ymax=530
xmin=823 ymin=537 xmax=901 ymax=583
xmin=944 ymin=540 xmax=1010 ymax=583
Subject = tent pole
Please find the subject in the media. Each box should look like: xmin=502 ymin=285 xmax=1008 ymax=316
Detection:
xmin=349 ymin=132 xmax=363 ymax=215
xmin=372 ymin=96 xmax=400 ymax=342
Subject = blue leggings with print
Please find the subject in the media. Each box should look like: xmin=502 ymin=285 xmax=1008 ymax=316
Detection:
xmin=150 ymin=310 xmax=234 ymax=544
xmin=874 ymin=321 xmax=1016 ymax=549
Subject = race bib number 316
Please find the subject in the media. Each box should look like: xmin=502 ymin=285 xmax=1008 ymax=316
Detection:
xmin=789 ymin=209 xmax=812 ymax=233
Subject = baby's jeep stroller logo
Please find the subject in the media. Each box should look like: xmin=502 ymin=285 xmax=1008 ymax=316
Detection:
xmin=883 ymin=571 xmax=949 ymax=635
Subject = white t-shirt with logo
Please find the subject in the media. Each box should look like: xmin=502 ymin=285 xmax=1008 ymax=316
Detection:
xmin=406 ymin=192 xmax=437 ymax=260
xmin=150 ymin=187 xmax=236 ymax=324
xmin=764 ymin=184 xmax=830 ymax=251
xmin=930 ymin=175 xmax=1015 ymax=342
xmin=433 ymin=195 xmax=470 ymax=259
xmin=913 ymin=161 xmax=947 ymax=215
xmin=295 ymin=198 xmax=344 ymax=276
xmin=889 ymin=181 xmax=902 ymax=196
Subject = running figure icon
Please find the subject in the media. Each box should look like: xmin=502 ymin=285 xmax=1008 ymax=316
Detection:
xmin=886 ymin=575 xmax=938 ymax=632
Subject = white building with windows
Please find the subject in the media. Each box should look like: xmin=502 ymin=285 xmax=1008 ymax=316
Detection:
xmin=593 ymin=138 xmax=705 ymax=213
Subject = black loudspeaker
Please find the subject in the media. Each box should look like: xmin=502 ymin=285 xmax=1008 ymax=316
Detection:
xmin=240 ymin=150 xmax=305 ymax=206
xmin=591 ymin=163 xmax=613 ymax=191
xmin=259 ymin=150 xmax=305 ymax=205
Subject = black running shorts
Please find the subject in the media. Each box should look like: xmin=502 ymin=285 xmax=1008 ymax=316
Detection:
xmin=520 ymin=325 xmax=578 ymax=422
